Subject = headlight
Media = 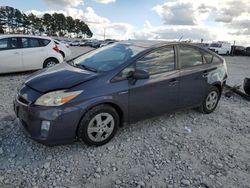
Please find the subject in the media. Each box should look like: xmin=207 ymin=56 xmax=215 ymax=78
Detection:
xmin=35 ymin=90 xmax=83 ymax=106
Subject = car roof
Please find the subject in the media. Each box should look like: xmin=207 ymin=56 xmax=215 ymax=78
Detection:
xmin=118 ymin=40 xmax=205 ymax=49
xmin=0 ymin=34 xmax=52 ymax=40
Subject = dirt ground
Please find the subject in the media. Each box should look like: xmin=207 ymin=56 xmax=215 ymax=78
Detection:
xmin=0 ymin=48 xmax=249 ymax=188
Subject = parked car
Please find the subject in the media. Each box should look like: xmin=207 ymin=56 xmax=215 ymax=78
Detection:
xmin=100 ymin=41 xmax=116 ymax=47
xmin=83 ymin=40 xmax=95 ymax=47
xmin=79 ymin=40 xmax=87 ymax=46
xmin=231 ymin=45 xmax=246 ymax=56
xmin=245 ymin=47 xmax=250 ymax=56
xmin=209 ymin=41 xmax=231 ymax=55
xmin=70 ymin=40 xmax=80 ymax=46
xmin=54 ymin=40 xmax=71 ymax=59
xmin=0 ymin=35 xmax=63 ymax=74
xmin=14 ymin=41 xmax=228 ymax=146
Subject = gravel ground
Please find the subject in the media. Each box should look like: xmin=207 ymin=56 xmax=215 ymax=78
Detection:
xmin=0 ymin=49 xmax=249 ymax=188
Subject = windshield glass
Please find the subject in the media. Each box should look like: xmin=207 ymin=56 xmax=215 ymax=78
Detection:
xmin=210 ymin=43 xmax=222 ymax=48
xmin=72 ymin=43 xmax=145 ymax=72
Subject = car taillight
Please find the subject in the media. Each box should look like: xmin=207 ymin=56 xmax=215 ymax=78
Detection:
xmin=53 ymin=44 xmax=60 ymax=52
xmin=65 ymin=44 xmax=69 ymax=48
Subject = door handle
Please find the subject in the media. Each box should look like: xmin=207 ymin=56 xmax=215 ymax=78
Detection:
xmin=13 ymin=52 xmax=19 ymax=54
xmin=202 ymin=73 xmax=209 ymax=78
xmin=202 ymin=68 xmax=216 ymax=78
xmin=169 ymin=79 xmax=179 ymax=86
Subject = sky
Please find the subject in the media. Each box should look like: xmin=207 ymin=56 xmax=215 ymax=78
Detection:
xmin=1 ymin=0 xmax=250 ymax=46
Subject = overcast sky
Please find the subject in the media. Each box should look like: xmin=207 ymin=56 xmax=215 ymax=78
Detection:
xmin=1 ymin=0 xmax=250 ymax=46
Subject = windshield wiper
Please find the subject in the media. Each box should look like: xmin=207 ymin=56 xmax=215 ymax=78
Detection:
xmin=74 ymin=64 xmax=98 ymax=73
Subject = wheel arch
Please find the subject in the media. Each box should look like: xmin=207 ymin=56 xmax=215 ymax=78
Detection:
xmin=59 ymin=51 xmax=65 ymax=58
xmin=75 ymin=101 xmax=125 ymax=139
xmin=212 ymin=82 xmax=223 ymax=95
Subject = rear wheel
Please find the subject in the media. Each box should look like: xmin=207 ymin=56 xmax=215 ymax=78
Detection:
xmin=77 ymin=105 xmax=120 ymax=146
xmin=199 ymin=87 xmax=220 ymax=114
xmin=43 ymin=58 xmax=59 ymax=68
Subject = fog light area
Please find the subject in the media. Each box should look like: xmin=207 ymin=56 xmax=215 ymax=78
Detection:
xmin=41 ymin=121 xmax=50 ymax=138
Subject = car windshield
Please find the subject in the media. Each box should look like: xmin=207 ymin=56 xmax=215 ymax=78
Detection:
xmin=210 ymin=43 xmax=222 ymax=48
xmin=71 ymin=43 xmax=145 ymax=72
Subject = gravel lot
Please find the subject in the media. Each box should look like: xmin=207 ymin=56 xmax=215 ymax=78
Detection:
xmin=0 ymin=47 xmax=249 ymax=188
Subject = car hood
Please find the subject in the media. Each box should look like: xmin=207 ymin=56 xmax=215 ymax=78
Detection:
xmin=25 ymin=63 xmax=98 ymax=93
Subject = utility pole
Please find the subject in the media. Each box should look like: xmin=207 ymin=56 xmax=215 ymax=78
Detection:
xmin=84 ymin=20 xmax=108 ymax=40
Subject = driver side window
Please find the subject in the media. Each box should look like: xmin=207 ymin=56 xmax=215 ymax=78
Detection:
xmin=136 ymin=46 xmax=175 ymax=74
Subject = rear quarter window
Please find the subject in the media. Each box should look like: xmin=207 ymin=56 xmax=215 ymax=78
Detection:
xmin=40 ymin=39 xmax=51 ymax=46
xmin=203 ymin=52 xmax=213 ymax=64
xmin=212 ymin=56 xmax=222 ymax=64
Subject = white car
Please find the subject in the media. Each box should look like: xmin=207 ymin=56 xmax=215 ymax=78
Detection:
xmin=209 ymin=42 xmax=231 ymax=55
xmin=54 ymin=40 xmax=71 ymax=59
xmin=0 ymin=35 xmax=63 ymax=74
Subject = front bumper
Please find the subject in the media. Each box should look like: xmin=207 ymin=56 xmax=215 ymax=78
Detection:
xmin=13 ymin=96 xmax=83 ymax=146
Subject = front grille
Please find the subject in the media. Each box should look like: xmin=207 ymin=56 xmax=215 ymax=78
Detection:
xmin=17 ymin=95 xmax=29 ymax=105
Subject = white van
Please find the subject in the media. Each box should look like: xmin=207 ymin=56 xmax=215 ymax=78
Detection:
xmin=0 ymin=35 xmax=63 ymax=74
xmin=209 ymin=41 xmax=231 ymax=55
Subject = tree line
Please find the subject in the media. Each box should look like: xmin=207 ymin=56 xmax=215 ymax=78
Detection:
xmin=0 ymin=6 xmax=93 ymax=38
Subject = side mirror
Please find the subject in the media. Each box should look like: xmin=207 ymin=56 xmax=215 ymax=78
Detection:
xmin=128 ymin=69 xmax=149 ymax=85
xmin=131 ymin=69 xmax=149 ymax=80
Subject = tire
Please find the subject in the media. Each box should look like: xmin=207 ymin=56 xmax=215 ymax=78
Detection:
xmin=77 ymin=105 xmax=120 ymax=146
xmin=226 ymin=51 xmax=230 ymax=56
xmin=199 ymin=86 xmax=220 ymax=114
xmin=43 ymin=58 xmax=59 ymax=68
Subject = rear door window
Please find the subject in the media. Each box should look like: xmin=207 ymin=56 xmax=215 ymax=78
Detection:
xmin=21 ymin=37 xmax=43 ymax=48
xmin=179 ymin=46 xmax=203 ymax=68
xmin=29 ymin=38 xmax=40 ymax=47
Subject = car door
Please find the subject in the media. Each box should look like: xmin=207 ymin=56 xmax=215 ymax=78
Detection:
xmin=0 ymin=37 xmax=23 ymax=73
xmin=177 ymin=45 xmax=211 ymax=108
xmin=128 ymin=46 xmax=180 ymax=122
xmin=21 ymin=37 xmax=47 ymax=70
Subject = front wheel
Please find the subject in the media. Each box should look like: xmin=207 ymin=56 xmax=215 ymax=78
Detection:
xmin=77 ymin=105 xmax=120 ymax=146
xmin=199 ymin=87 xmax=220 ymax=114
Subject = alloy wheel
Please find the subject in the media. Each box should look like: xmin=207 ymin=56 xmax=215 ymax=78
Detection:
xmin=87 ymin=113 xmax=115 ymax=142
xmin=46 ymin=61 xmax=57 ymax=67
xmin=206 ymin=91 xmax=218 ymax=110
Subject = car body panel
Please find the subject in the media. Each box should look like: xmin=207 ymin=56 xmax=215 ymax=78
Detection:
xmin=25 ymin=63 xmax=97 ymax=93
xmin=0 ymin=48 xmax=23 ymax=73
xmin=129 ymin=70 xmax=180 ymax=122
